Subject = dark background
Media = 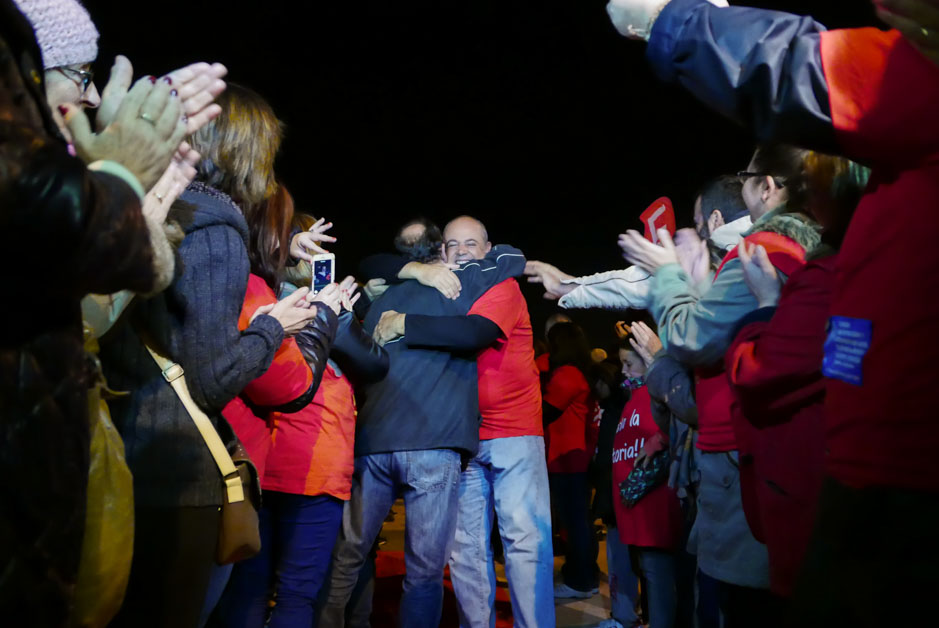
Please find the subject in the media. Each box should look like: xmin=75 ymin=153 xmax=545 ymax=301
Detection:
xmin=86 ymin=0 xmax=878 ymax=349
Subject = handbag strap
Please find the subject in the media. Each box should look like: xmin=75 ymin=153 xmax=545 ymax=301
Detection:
xmin=143 ymin=345 xmax=245 ymax=504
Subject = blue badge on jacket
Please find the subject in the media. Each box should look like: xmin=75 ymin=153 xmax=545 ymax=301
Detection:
xmin=822 ymin=316 xmax=872 ymax=387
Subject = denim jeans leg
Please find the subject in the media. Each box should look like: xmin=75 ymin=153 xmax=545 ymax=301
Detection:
xmin=489 ymin=436 xmax=555 ymax=628
xmin=398 ymin=449 xmax=462 ymax=628
xmin=316 ymin=454 xmax=397 ymax=628
xmin=636 ymin=548 xmax=677 ymax=628
xmin=448 ymin=449 xmax=496 ymax=628
xmin=606 ymin=527 xmax=640 ymax=626
xmin=268 ymin=493 xmax=344 ymax=628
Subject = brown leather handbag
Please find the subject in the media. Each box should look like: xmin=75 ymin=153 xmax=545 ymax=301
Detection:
xmin=145 ymin=345 xmax=261 ymax=564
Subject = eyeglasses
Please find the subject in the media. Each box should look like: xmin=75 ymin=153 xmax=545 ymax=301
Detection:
xmin=56 ymin=67 xmax=94 ymax=96
xmin=736 ymin=171 xmax=786 ymax=188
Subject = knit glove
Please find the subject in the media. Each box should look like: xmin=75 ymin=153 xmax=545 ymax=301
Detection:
xmin=607 ymin=0 xmax=729 ymax=40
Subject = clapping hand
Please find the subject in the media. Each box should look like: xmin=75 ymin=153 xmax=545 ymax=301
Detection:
xmin=142 ymin=142 xmax=200 ymax=224
xmin=290 ymin=218 xmax=337 ymax=263
xmin=64 ymin=75 xmax=188 ymax=190
xmin=629 ymin=321 xmax=663 ymax=368
xmin=673 ymin=228 xmax=711 ymax=284
xmin=96 ymin=56 xmax=227 ymax=135
xmin=738 ymin=242 xmax=782 ymax=308
xmin=618 ymin=228 xmax=679 ymax=273
xmin=309 ymin=283 xmax=342 ymax=316
xmin=524 ymin=261 xmax=575 ymax=300
xmin=250 ymin=287 xmax=319 ymax=336
xmin=874 ymin=0 xmax=939 ymax=67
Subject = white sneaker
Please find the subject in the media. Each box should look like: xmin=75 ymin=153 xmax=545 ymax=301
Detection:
xmin=553 ymin=582 xmax=599 ymax=599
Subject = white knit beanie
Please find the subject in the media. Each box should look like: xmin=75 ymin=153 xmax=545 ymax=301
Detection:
xmin=13 ymin=0 xmax=99 ymax=69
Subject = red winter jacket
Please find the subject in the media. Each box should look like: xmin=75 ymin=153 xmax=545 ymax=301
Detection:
xmin=648 ymin=0 xmax=939 ymax=492
xmin=222 ymin=275 xmax=324 ymax=479
xmin=725 ymin=254 xmax=836 ymax=597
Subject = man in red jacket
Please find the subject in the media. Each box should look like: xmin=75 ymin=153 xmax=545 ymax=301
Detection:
xmin=607 ymin=0 xmax=939 ymax=624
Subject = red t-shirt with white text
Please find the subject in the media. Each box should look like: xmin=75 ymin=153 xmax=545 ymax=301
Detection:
xmin=611 ymin=385 xmax=683 ymax=549
xmin=468 ymin=279 xmax=543 ymax=440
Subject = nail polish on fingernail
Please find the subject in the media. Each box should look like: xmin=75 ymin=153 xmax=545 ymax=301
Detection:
xmin=57 ymin=105 xmax=68 ymax=116
xmin=170 ymin=89 xmax=178 ymax=97
xmin=162 ymin=76 xmax=173 ymax=85
xmin=147 ymin=75 xmax=156 ymax=84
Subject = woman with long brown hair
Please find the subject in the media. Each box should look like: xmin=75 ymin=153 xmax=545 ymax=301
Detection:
xmin=99 ymin=84 xmax=324 ymax=628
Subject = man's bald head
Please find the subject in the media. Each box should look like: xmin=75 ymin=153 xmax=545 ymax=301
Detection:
xmin=443 ymin=215 xmax=492 ymax=264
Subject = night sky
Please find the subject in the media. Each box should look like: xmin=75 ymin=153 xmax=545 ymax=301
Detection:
xmin=86 ymin=0 xmax=879 ymax=349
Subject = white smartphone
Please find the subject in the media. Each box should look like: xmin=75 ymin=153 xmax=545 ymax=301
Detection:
xmin=311 ymin=253 xmax=335 ymax=295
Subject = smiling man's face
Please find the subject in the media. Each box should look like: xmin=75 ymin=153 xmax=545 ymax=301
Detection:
xmin=443 ymin=216 xmax=491 ymax=264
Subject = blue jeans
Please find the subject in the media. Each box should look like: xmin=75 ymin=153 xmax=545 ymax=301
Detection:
xmin=215 ymin=492 xmax=343 ymax=628
xmin=606 ymin=527 xmax=640 ymax=626
xmin=317 ymin=449 xmax=462 ymax=628
xmin=549 ymin=472 xmax=599 ymax=592
xmin=633 ymin=548 xmax=677 ymax=628
xmin=448 ymin=436 xmax=554 ymax=628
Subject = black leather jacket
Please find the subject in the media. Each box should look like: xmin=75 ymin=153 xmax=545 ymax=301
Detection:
xmin=295 ymin=310 xmax=389 ymax=390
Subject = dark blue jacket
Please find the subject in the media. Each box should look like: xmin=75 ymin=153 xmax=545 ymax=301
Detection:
xmin=355 ymin=249 xmax=526 ymax=457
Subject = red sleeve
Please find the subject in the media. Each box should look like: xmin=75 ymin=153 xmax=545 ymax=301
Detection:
xmin=821 ymin=28 xmax=939 ymax=167
xmin=238 ymin=276 xmax=313 ymax=406
xmin=544 ymin=365 xmax=588 ymax=411
xmin=724 ymin=261 xmax=833 ymax=426
xmin=468 ymin=279 xmax=521 ymax=341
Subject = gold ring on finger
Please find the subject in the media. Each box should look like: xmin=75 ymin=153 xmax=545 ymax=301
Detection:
xmin=139 ymin=112 xmax=156 ymax=124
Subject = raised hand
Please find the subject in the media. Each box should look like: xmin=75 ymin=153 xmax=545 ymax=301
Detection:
xmin=337 ymin=275 xmax=361 ymax=312
xmin=142 ymin=142 xmax=200 ymax=224
xmin=524 ymin=261 xmax=575 ymax=300
xmin=290 ymin=217 xmax=337 ymax=262
xmin=738 ymin=242 xmax=782 ymax=308
xmin=65 ymin=76 xmax=188 ymax=190
xmin=629 ymin=321 xmax=663 ymax=367
xmin=618 ymin=228 xmax=679 ymax=273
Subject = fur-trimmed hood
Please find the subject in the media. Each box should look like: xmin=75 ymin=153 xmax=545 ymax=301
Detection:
xmin=745 ymin=205 xmax=822 ymax=252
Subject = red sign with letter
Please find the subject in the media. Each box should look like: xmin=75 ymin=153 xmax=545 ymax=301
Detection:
xmin=639 ymin=197 xmax=676 ymax=244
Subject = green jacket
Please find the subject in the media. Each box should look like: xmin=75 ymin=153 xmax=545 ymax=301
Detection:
xmin=648 ymin=206 xmax=821 ymax=368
